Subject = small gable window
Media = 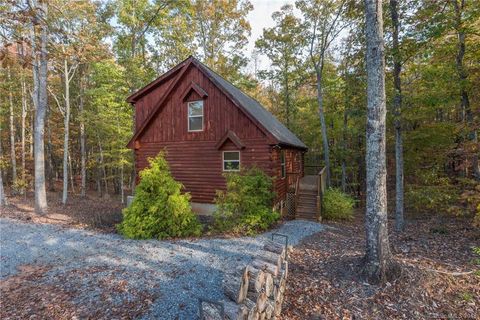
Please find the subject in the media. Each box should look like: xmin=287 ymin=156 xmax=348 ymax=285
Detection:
xmin=223 ymin=151 xmax=240 ymax=171
xmin=188 ymin=100 xmax=204 ymax=131
xmin=281 ymin=150 xmax=286 ymax=179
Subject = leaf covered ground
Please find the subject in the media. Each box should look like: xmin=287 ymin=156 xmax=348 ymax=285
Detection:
xmin=1 ymin=191 xmax=124 ymax=232
xmin=282 ymin=213 xmax=480 ymax=320
xmin=1 ymin=195 xmax=479 ymax=319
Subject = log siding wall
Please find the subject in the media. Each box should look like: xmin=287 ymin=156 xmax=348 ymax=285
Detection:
xmin=133 ymin=63 xmax=304 ymax=204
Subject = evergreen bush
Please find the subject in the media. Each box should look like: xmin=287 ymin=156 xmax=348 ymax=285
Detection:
xmin=213 ymin=167 xmax=279 ymax=235
xmin=322 ymin=188 xmax=355 ymax=220
xmin=118 ymin=152 xmax=201 ymax=239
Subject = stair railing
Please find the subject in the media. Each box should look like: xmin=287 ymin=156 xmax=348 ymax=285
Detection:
xmin=316 ymin=167 xmax=326 ymax=221
xmin=294 ymin=176 xmax=300 ymax=218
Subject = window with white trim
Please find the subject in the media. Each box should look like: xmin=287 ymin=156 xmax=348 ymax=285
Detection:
xmin=188 ymin=100 xmax=204 ymax=131
xmin=281 ymin=150 xmax=286 ymax=178
xmin=223 ymin=151 xmax=240 ymax=171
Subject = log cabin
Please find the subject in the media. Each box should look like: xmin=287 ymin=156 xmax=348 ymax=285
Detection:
xmin=127 ymin=56 xmax=307 ymax=214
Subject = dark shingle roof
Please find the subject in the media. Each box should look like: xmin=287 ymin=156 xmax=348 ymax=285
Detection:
xmin=198 ymin=61 xmax=307 ymax=150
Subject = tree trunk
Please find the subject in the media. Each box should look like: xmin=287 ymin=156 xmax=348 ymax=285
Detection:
xmin=315 ymin=67 xmax=331 ymax=187
xmin=284 ymin=64 xmax=291 ymax=128
xmin=32 ymin=3 xmax=48 ymax=214
xmin=68 ymin=153 xmax=75 ymax=193
xmin=473 ymin=131 xmax=480 ymax=180
xmin=451 ymin=0 xmax=471 ymax=123
xmin=451 ymin=0 xmax=477 ymax=180
xmin=62 ymin=59 xmax=71 ymax=205
xmin=21 ymin=72 xmax=28 ymax=194
xmin=29 ymin=111 xmax=34 ymax=159
xmin=98 ymin=138 xmax=108 ymax=195
xmin=341 ymin=109 xmax=348 ymax=192
xmin=363 ymin=0 xmax=394 ymax=283
xmin=0 ymin=166 xmax=6 ymax=207
xmin=0 ymin=125 xmax=7 ymax=207
xmin=390 ymin=0 xmax=404 ymax=231
xmin=46 ymin=105 xmax=55 ymax=191
xmin=131 ymin=165 xmax=136 ymax=195
xmin=8 ymin=67 xmax=17 ymax=185
xmin=120 ymin=164 xmax=124 ymax=203
xmin=79 ymin=71 xmax=87 ymax=197
xmin=96 ymin=150 xmax=103 ymax=197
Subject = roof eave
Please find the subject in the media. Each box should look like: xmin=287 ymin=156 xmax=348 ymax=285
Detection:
xmin=275 ymin=142 xmax=309 ymax=151
xmin=126 ymin=56 xmax=192 ymax=103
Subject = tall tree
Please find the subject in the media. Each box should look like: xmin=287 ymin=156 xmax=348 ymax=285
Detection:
xmin=448 ymin=0 xmax=479 ymax=180
xmin=79 ymin=68 xmax=87 ymax=197
xmin=363 ymin=0 xmax=395 ymax=282
xmin=7 ymin=66 xmax=17 ymax=185
xmin=255 ymin=5 xmax=306 ymax=128
xmin=49 ymin=0 xmax=105 ymax=204
xmin=0 ymin=167 xmax=5 ymax=207
xmin=29 ymin=0 xmax=48 ymax=214
xmin=389 ymin=0 xmax=404 ymax=231
xmin=297 ymin=0 xmax=350 ymax=187
xmin=0 ymin=123 xmax=6 ymax=207
xmin=193 ymin=0 xmax=253 ymax=84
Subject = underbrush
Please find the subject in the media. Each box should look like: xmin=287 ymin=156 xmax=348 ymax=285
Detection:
xmin=212 ymin=167 xmax=279 ymax=235
xmin=405 ymin=171 xmax=479 ymax=228
xmin=322 ymin=188 xmax=355 ymax=220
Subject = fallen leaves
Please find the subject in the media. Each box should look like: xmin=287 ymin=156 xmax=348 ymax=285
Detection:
xmin=282 ymin=213 xmax=480 ymax=320
xmin=1 ymin=191 xmax=123 ymax=232
xmin=0 ymin=265 xmax=158 ymax=320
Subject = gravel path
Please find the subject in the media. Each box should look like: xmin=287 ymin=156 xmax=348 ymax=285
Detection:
xmin=0 ymin=218 xmax=323 ymax=319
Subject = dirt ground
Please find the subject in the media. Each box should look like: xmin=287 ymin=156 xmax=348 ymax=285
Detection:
xmin=282 ymin=212 xmax=480 ymax=320
xmin=0 ymin=191 xmax=124 ymax=232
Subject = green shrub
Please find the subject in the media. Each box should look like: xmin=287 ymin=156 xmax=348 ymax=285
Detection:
xmin=213 ymin=167 xmax=279 ymax=235
xmin=405 ymin=184 xmax=459 ymax=214
xmin=118 ymin=152 xmax=201 ymax=239
xmin=322 ymin=188 xmax=355 ymax=220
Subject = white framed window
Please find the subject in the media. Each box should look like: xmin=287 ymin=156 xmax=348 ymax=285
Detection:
xmin=188 ymin=100 xmax=204 ymax=132
xmin=223 ymin=151 xmax=240 ymax=171
xmin=281 ymin=150 xmax=286 ymax=179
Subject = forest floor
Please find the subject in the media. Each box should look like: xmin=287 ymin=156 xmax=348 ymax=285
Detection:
xmin=282 ymin=212 xmax=480 ymax=320
xmin=1 ymin=194 xmax=479 ymax=319
xmin=0 ymin=191 xmax=124 ymax=232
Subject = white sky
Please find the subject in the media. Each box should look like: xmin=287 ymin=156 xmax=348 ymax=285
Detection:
xmin=246 ymin=0 xmax=296 ymax=73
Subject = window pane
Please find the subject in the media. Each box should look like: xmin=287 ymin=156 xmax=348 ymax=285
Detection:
xmin=188 ymin=101 xmax=203 ymax=116
xmin=224 ymin=161 xmax=240 ymax=171
xmin=189 ymin=116 xmax=203 ymax=131
xmin=224 ymin=152 xmax=239 ymax=161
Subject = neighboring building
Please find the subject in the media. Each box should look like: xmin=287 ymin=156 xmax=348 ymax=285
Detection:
xmin=127 ymin=56 xmax=307 ymax=213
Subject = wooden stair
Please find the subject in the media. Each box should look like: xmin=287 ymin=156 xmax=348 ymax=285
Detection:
xmin=295 ymin=176 xmax=320 ymax=221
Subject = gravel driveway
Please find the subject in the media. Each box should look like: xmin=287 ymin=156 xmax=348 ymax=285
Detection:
xmin=0 ymin=218 xmax=323 ymax=319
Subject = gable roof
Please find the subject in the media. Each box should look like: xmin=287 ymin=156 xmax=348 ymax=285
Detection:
xmin=126 ymin=56 xmax=190 ymax=103
xmin=194 ymin=60 xmax=307 ymax=150
xmin=127 ymin=56 xmax=307 ymax=150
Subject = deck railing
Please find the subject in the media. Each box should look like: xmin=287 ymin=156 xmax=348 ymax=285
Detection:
xmin=294 ymin=176 xmax=300 ymax=215
xmin=316 ymin=167 xmax=327 ymax=221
